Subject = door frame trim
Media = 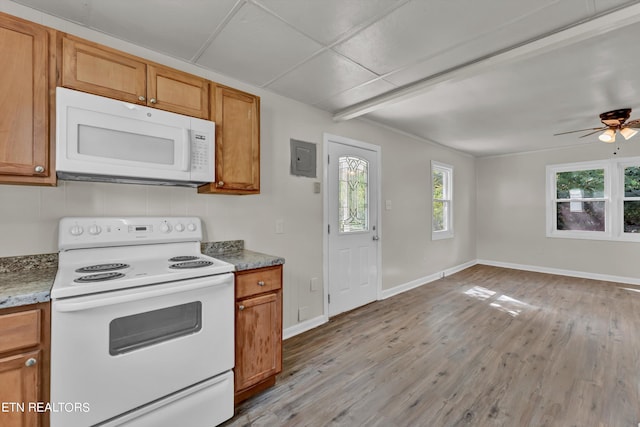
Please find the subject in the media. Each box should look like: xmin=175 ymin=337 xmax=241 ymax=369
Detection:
xmin=322 ymin=133 xmax=382 ymax=319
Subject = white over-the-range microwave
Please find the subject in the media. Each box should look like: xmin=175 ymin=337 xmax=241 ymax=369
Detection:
xmin=56 ymin=87 xmax=214 ymax=187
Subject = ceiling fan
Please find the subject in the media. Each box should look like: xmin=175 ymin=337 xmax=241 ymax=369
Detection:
xmin=554 ymin=109 xmax=640 ymax=143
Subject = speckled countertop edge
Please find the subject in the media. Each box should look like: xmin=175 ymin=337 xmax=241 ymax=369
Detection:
xmin=206 ymin=249 xmax=285 ymax=272
xmin=0 ymin=253 xmax=58 ymax=309
xmin=1 ymin=241 xmax=284 ymax=309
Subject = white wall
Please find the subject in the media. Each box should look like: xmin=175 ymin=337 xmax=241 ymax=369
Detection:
xmin=477 ymin=141 xmax=640 ymax=280
xmin=0 ymin=1 xmax=477 ymax=329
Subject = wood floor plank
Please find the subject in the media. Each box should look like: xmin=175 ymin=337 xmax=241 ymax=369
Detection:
xmin=222 ymin=265 xmax=640 ymax=427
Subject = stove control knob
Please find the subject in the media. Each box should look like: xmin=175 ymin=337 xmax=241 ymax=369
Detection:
xmin=70 ymin=225 xmax=84 ymax=236
xmin=160 ymin=223 xmax=171 ymax=233
xmin=187 ymin=223 xmax=197 ymax=232
xmin=88 ymin=225 xmax=102 ymax=235
xmin=175 ymin=223 xmax=185 ymax=232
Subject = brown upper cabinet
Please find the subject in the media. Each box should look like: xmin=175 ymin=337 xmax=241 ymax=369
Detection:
xmin=61 ymin=35 xmax=209 ymax=119
xmin=199 ymin=84 xmax=260 ymax=195
xmin=0 ymin=12 xmax=56 ymax=185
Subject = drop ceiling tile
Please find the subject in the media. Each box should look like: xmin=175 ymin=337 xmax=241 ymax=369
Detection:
xmin=333 ymin=0 xmax=578 ymax=76
xmin=196 ymin=2 xmax=322 ymax=87
xmin=267 ymin=50 xmax=380 ymax=106
xmin=256 ymin=0 xmax=405 ymax=45
xmin=594 ymin=0 xmax=640 ymax=13
xmin=314 ymin=78 xmax=397 ymax=112
xmin=9 ymin=0 xmax=90 ymax=25
xmin=89 ymin=0 xmax=238 ymax=60
xmin=386 ymin=0 xmax=590 ymax=86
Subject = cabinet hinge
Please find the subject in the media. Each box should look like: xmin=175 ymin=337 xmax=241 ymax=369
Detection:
xmin=328 ymin=294 xmax=331 ymax=304
xmin=328 ymin=224 xmax=330 ymax=234
xmin=328 ymin=154 xmax=330 ymax=164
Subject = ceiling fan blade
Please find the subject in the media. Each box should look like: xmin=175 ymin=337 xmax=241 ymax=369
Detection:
xmin=579 ymin=129 xmax=606 ymax=138
xmin=625 ymin=119 xmax=640 ymax=128
xmin=554 ymin=127 xmax=606 ymax=136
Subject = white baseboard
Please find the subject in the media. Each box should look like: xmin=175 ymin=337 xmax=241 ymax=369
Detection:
xmin=381 ymin=259 xmax=478 ymax=300
xmin=283 ymin=314 xmax=328 ymax=340
xmin=477 ymin=259 xmax=640 ymax=286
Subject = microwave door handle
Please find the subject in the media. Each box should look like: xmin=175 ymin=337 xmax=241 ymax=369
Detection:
xmin=181 ymin=129 xmax=191 ymax=171
xmin=54 ymin=274 xmax=232 ymax=313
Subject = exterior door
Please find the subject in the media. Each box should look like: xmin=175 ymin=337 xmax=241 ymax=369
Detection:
xmin=326 ymin=134 xmax=380 ymax=317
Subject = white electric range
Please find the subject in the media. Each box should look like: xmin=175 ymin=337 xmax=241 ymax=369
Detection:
xmin=50 ymin=217 xmax=235 ymax=427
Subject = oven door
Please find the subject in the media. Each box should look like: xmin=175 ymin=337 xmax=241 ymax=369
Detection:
xmin=50 ymin=272 xmax=234 ymax=427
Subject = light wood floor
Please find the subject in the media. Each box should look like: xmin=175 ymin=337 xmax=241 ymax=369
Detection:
xmin=222 ymin=265 xmax=640 ymax=427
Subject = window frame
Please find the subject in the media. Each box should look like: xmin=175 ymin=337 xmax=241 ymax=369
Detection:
xmin=546 ymin=157 xmax=640 ymax=242
xmin=432 ymin=160 xmax=454 ymax=240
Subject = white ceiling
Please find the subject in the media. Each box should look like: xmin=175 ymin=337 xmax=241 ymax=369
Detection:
xmin=11 ymin=0 xmax=640 ymax=156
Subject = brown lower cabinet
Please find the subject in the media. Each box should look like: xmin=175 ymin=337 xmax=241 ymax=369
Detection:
xmin=234 ymin=265 xmax=282 ymax=403
xmin=0 ymin=302 xmax=50 ymax=427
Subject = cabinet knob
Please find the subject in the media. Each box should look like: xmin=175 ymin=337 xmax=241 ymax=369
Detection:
xmin=138 ymin=95 xmax=146 ymax=102
xmin=217 ymin=181 xmax=224 ymax=187
xmin=25 ymin=358 xmax=37 ymax=367
xmin=34 ymin=165 xmax=44 ymax=173
xmin=150 ymin=98 xmax=157 ymax=104
xmin=257 ymin=281 xmax=265 ymax=286
xmin=238 ymin=305 xmax=245 ymax=311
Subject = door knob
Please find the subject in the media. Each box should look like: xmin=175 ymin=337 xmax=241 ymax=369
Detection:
xmin=25 ymin=358 xmax=37 ymax=367
xmin=34 ymin=165 xmax=44 ymax=173
xmin=238 ymin=305 xmax=245 ymax=311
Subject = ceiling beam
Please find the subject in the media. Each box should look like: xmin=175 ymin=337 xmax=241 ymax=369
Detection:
xmin=333 ymin=2 xmax=640 ymax=122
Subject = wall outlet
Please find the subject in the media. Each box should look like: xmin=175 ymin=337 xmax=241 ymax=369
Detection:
xmin=275 ymin=219 xmax=284 ymax=234
xmin=385 ymin=200 xmax=392 ymax=210
xmin=298 ymin=306 xmax=310 ymax=321
xmin=314 ymin=182 xmax=321 ymax=193
xmin=310 ymin=277 xmax=320 ymax=291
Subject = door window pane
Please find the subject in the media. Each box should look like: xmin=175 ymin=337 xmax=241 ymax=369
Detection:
xmin=109 ymin=301 xmax=202 ymax=355
xmin=338 ymin=156 xmax=369 ymax=233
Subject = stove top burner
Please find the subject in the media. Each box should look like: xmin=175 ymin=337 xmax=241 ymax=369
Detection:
xmin=75 ymin=263 xmax=130 ymax=273
xmin=169 ymin=260 xmax=214 ymax=269
xmin=168 ymin=256 xmax=200 ymax=262
xmin=74 ymin=272 xmax=126 ymax=283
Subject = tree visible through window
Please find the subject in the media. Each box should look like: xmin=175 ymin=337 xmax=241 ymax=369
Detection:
xmin=432 ymin=161 xmax=453 ymax=240
xmin=555 ymin=169 xmax=605 ymax=231
xmin=547 ymin=157 xmax=640 ymax=241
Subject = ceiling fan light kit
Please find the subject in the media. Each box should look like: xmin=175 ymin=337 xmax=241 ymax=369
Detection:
xmin=598 ymin=128 xmax=616 ymax=143
xmin=555 ymin=108 xmax=640 ymax=144
xmin=620 ymin=127 xmax=638 ymax=140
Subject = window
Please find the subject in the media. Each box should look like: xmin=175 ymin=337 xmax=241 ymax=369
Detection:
xmin=546 ymin=156 xmax=640 ymax=241
xmin=338 ymin=156 xmax=369 ymax=233
xmin=432 ymin=161 xmax=453 ymax=240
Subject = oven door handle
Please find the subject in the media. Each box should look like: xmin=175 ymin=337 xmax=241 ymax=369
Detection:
xmin=54 ymin=273 xmax=232 ymax=313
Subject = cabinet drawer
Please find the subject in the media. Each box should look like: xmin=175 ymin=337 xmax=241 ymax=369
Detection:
xmin=236 ymin=266 xmax=282 ymax=299
xmin=0 ymin=309 xmax=40 ymax=353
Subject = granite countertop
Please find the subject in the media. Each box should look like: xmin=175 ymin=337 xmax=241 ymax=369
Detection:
xmin=201 ymin=240 xmax=285 ymax=271
xmin=0 ymin=254 xmax=57 ymax=309
xmin=0 ymin=241 xmax=284 ymax=310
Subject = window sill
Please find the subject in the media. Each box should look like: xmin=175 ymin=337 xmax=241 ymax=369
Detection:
xmin=432 ymin=231 xmax=454 ymax=241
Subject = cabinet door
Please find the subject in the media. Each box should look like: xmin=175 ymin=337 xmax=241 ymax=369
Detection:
xmin=0 ymin=14 xmax=49 ymax=179
xmin=147 ymin=65 xmax=209 ymax=119
xmin=201 ymin=85 xmax=260 ymax=194
xmin=235 ymin=292 xmax=282 ymax=391
xmin=0 ymin=350 xmax=41 ymax=427
xmin=61 ymin=35 xmax=146 ymax=104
